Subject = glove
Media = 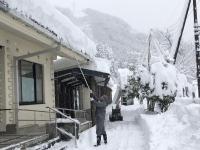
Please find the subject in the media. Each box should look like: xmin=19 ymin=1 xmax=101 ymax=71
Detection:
xmin=90 ymin=91 xmax=94 ymax=98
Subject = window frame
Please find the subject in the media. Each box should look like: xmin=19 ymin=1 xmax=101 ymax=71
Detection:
xmin=19 ymin=60 xmax=44 ymax=105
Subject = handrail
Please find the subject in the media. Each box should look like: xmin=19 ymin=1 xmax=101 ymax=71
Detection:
xmin=0 ymin=108 xmax=54 ymax=113
xmin=56 ymin=107 xmax=86 ymax=113
xmin=46 ymin=106 xmax=79 ymax=147
xmin=46 ymin=107 xmax=80 ymax=125
xmin=1 ymin=107 xmax=80 ymax=147
xmin=56 ymin=107 xmax=87 ymax=120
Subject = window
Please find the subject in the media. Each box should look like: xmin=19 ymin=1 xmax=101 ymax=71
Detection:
xmin=19 ymin=60 xmax=44 ymax=105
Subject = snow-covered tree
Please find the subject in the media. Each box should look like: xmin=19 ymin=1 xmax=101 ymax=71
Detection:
xmin=125 ymin=60 xmax=191 ymax=112
xmin=95 ymin=43 xmax=113 ymax=60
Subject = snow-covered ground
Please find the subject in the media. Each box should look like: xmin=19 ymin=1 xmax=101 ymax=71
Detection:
xmin=140 ymin=98 xmax=200 ymax=150
xmin=48 ymin=103 xmax=148 ymax=150
xmin=45 ymin=97 xmax=200 ymax=150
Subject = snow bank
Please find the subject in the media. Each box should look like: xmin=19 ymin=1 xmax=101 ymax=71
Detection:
xmin=118 ymin=68 xmax=132 ymax=89
xmin=139 ymin=98 xmax=200 ymax=150
xmin=6 ymin=0 xmax=96 ymax=57
xmin=177 ymin=73 xmax=191 ymax=96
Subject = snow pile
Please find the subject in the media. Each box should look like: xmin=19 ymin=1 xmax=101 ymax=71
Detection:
xmin=108 ymin=79 xmax=118 ymax=100
xmin=6 ymin=0 xmax=96 ymax=57
xmin=118 ymin=68 xmax=132 ymax=89
xmin=177 ymin=73 xmax=192 ymax=97
xmin=140 ymin=98 xmax=200 ymax=150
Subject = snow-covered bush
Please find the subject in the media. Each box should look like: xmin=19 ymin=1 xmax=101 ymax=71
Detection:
xmin=150 ymin=62 xmax=177 ymax=112
xmin=126 ymin=61 xmax=191 ymax=112
xmin=126 ymin=76 xmax=140 ymax=99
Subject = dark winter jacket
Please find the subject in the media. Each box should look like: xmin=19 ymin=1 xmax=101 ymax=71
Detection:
xmin=93 ymin=95 xmax=108 ymax=136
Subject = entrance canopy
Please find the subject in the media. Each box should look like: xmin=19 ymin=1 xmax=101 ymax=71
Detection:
xmin=54 ymin=68 xmax=110 ymax=87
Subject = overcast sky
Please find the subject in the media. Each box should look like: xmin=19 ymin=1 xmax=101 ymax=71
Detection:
xmin=51 ymin=0 xmax=198 ymax=42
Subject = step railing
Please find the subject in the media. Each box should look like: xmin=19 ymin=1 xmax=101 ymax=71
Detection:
xmin=56 ymin=107 xmax=87 ymax=119
xmin=46 ymin=107 xmax=80 ymax=147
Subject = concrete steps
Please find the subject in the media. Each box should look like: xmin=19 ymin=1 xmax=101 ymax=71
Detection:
xmin=26 ymin=137 xmax=61 ymax=150
xmin=0 ymin=134 xmax=49 ymax=150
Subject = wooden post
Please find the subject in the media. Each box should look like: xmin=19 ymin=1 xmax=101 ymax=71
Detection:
xmin=148 ymin=31 xmax=152 ymax=72
xmin=193 ymin=0 xmax=200 ymax=97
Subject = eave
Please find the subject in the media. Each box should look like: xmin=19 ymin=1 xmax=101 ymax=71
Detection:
xmin=0 ymin=9 xmax=90 ymax=63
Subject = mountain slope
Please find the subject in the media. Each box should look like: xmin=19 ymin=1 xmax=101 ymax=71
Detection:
xmin=58 ymin=8 xmax=148 ymax=65
xmin=58 ymin=8 xmax=195 ymax=80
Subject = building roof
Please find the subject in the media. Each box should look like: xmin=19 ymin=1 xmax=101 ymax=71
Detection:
xmin=0 ymin=0 xmax=90 ymax=62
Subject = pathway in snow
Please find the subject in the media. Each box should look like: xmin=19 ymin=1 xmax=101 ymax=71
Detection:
xmin=49 ymin=103 xmax=148 ymax=150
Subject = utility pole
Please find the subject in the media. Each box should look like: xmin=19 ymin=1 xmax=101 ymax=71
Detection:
xmin=147 ymin=31 xmax=152 ymax=72
xmin=193 ymin=0 xmax=200 ymax=97
xmin=172 ymin=0 xmax=191 ymax=64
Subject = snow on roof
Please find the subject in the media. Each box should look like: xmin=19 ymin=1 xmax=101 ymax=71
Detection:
xmin=82 ymin=57 xmax=111 ymax=74
xmin=6 ymin=0 xmax=96 ymax=57
xmin=54 ymin=56 xmax=111 ymax=75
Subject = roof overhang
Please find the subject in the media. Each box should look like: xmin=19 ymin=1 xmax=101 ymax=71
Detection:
xmin=55 ymin=68 xmax=110 ymax=87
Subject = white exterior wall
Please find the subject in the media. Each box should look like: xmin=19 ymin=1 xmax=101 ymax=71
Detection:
xmin=0 ymin=28 xmax=55 ymax=129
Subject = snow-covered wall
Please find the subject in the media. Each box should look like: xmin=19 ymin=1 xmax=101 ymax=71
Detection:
xmin=6 ymin=0 xmax=97 ymax=57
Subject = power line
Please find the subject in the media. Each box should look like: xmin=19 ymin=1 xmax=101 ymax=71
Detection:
xmin=167 ymin=0 xmax=200 ymax=33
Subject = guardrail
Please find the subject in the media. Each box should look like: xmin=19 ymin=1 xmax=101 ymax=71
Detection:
xmin=46 ymin=107 xmax=80 ymax=147
xmin=0 ymin=107 xmax=84 ymax=148
xmin=56 ymin=107 xmax=87 ymax=119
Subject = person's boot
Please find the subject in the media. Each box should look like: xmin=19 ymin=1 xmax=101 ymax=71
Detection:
xmin=103 ymin=134 xmax=107 ymax=144
xmin=95 ymin=136 xmax=101 ymax=146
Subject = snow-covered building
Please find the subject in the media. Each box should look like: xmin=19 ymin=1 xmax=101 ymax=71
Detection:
xmin=0 ymin=1 xmax=89 ymax=139
xmin=0 ymin=1 xmax=113 ymax=148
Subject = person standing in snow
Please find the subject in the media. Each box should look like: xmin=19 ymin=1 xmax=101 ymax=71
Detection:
xmin=90 ymin=90 xmax=108 ymax=146
xmin=192 ymin=84 xmax=196 ymax=98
